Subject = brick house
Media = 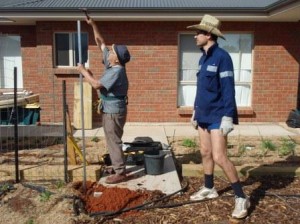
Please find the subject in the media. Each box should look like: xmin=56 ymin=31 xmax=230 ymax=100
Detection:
xmin=0 ymin=0 xmax=299 ymax=126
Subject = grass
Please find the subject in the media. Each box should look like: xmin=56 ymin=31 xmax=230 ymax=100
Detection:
xmin=181 ymin=138 xmax=197 ymax=148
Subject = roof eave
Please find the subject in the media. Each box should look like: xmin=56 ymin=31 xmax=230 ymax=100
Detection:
xmin=1 ymin=3 xmax=299 ymax=25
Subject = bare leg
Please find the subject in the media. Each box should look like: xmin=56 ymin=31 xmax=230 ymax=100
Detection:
xmin=210 ymin=129 xmax=239 ymax=183
xmin=198 ymin=127 xmax=214 ymax=175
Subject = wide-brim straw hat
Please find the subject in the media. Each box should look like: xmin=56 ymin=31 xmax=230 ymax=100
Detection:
xmin=187 ymin=14 xmax=225 ymax=39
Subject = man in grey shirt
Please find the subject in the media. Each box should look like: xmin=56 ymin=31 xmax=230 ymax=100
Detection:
xmin=77 ymin=16 xmax=130 ymax=184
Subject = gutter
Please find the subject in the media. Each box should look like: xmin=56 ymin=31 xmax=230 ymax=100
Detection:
xmin=0 ymin=6 xmax=294 ymax=13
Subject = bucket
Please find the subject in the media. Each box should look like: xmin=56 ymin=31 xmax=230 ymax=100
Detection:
xmin=144 ymin=151 xmax=166 ymax=175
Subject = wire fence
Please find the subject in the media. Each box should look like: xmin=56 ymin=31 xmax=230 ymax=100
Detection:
xmin=0 ymin=69 xmax=95 ymax=186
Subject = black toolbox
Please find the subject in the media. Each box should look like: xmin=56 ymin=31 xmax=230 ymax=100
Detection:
xmin=124 ymin=141 xmax=162 ymax=154
xmin=123 ymin=137 xmax=163 ymax=165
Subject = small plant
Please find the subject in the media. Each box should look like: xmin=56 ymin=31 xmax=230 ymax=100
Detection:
xmin=91 ymin=136 xmax=100 ymax=142
xmin=238 ymin=144 xmax=247 ymax=157
xmin=0 ymin=183 xmax=10 ymax=192
xmin=260 ymin=139 xmax=276 ymax=157
xmin=261 ymin=139 xmax=276 ymax=151
xmin=278 ymin=138 xmax=296 ymax=157
xmin=26 ymin=219 xmax=34 ymax=224
xmin=39 ymin=190 xmax=52 ymax=202
xmin=55 ymin=180 xmax=65 ymax=189
xmin=181 ymin=138 xmax=197 ymax=148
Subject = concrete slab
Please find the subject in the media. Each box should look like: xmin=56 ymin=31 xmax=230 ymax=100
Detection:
xmin=74 ymin=128 xmax=104 ymax=138
xmin=98 ymin=150 xmax=182 ymax=195
xmin=257 ymin=124 xmax=297 ymax=136
xmin=231 ymin=125 xmax=259 ymax=136
xmin=65 ymin=122 xmax=300 ymax=142
xmin=73 ymin=125 xmax=169 ymax=144
xmin=164 ymin=124 xmax=198 ymax=137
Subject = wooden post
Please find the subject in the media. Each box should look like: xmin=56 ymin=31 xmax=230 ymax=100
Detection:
xmin=73 ymin=82 xmax=92 ymax=129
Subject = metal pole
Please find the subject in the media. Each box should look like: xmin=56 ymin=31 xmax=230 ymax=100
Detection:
xmin=13 ymin=66 xmax=19 ymax=183
xmin=62 ymin=80 xmax=68 ymax=183
xmin=77 ymin=20 xmax=87 ymax=191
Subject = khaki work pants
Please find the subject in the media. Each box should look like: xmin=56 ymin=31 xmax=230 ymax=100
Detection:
xmin=102 ymin=113 xmax=127 ymax=174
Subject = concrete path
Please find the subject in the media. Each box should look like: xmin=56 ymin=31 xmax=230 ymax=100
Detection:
xmin=74 ymin=122 xmax=300 ymax=145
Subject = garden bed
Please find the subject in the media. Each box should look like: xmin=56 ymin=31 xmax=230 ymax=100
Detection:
xmin=0 ymin=135 xmax=299 ymax=223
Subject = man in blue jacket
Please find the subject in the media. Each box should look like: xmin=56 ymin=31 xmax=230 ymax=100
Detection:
xmin=187 ymin=15 xmax=250 ymax=219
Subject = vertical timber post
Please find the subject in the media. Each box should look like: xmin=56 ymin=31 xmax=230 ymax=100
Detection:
xmin=77 ymin=20 xmax=87 ymax=191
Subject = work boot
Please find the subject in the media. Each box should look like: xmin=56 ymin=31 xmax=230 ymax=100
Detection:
xmin=105 ymin=173 xmax=127 ymax=184
xmin=232 ymin=196 xmax=251 ymax=219
xmin=190 ymin=186 xmax=219 ymax=201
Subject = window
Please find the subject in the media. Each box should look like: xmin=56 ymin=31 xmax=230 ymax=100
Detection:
xmin=0 ymin=35 xmax=23 ymax=88
xmin=178 ymin=33 xmax=253 ymax=107
xmin=54 ymin=33 xmax=88 ymax=67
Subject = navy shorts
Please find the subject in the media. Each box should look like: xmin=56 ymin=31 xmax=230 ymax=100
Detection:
xmin=198 ymin=122 xmax=221 ymax=131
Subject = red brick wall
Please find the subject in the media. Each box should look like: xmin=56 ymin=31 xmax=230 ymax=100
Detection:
xmin=1 ymin=21 xmax=299 ymax=124
xmin=229 ymin=22 xmax=299 ymax=122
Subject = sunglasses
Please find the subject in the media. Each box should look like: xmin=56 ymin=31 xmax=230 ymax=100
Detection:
xmin=196 ymin=30 xmax=208 ymax=36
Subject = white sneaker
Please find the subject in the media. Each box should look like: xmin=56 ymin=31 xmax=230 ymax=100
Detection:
xmin=190 ymin=186 xmax=219 ymax=201
xmin=232 ymin=196 xmax=251 ymax=219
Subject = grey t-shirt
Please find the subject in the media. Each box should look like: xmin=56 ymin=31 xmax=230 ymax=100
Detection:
xmin=99 ymin=47 xmax=128 ymax=114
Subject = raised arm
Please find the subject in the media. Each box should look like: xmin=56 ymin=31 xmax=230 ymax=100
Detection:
xmin=85 ymin=17 xmax=106 ymax=52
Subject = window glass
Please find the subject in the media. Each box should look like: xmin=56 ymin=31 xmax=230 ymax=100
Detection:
xmin=0 ymin=36 xmax=23 ymax=88
xmin=74 ymin=33 xmax=88 ymax=65
xmin=178 ymin=33 xmax=253 ymax=107
xmin=55 ymin=32 xmax=88 ymax=67
xmin=55 ymin=33 xmax=69 ymax=66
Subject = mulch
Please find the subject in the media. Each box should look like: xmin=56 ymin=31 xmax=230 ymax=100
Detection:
xmin=74 ymin=175 xmax=300 ymax=224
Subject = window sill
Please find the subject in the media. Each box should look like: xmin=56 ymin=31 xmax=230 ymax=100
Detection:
xmin=177 ymin=107 xmax=193 ymax=115
xmin=53 ymin=67 xmax=79 ymax=75
xmin=238 ymin=107 xmax=254 ymax=115
xmin=177 ymin=107 xmax=254 ymax=116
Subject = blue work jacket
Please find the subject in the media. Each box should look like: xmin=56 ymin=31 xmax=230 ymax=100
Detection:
xmin=194 ymin=43 xmax=238 ymax=124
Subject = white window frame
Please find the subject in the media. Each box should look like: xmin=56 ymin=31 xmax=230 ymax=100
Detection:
xmin=178 ymin=32 xmax=253 ymax=107
xmin=54 ymin=32 xmax=89 ymax=68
